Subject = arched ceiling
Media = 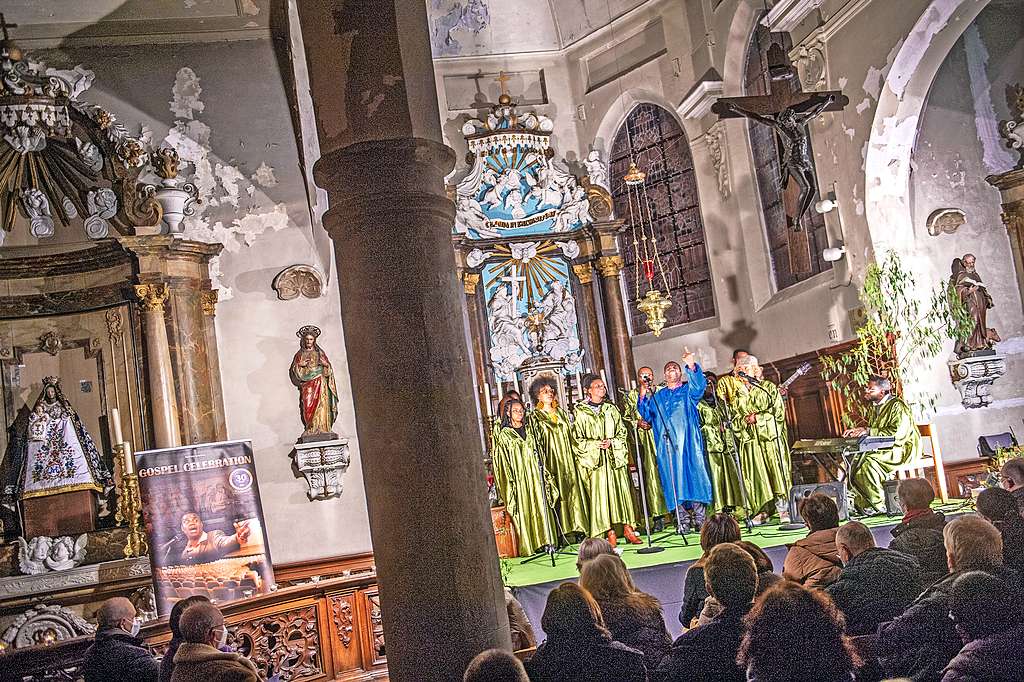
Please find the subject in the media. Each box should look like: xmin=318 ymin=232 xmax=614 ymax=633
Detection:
xmin=428 ymin=0 xmax=648 ymax=57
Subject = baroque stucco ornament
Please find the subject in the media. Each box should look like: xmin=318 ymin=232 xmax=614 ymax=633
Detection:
xmin=0 ymin=604 xmax=95 ymax=651
xmin=273 ymin=265 xmax=325 ymax=300
xmin=15 ymin=534 xmax=87 ymax=574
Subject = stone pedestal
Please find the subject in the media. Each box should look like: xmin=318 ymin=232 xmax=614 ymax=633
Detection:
xmin=291 ymin=439 xmax=351 ymax=501
xmin=949 ymin=353 xmax=1007 ymax=409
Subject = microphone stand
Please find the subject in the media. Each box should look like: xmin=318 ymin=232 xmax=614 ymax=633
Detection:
xmin=710 ymin=391 xmax=755 ymax=534
xmin=626 ymin=397 xmax=662 ymax=555
xmin=639 ymin=379 xmax=689 ymax=546
xmin=520 ymin=412 xmax=575 ymax=567
xmin=742 ymin=374 xmax=800 ymax=530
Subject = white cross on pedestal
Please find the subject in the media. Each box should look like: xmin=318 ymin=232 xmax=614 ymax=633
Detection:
xmin=500 ymin=270 xmax=526 ymax=316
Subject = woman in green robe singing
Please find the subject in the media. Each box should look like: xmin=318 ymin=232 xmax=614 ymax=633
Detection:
xmin=697 ymin=373 xmax=744 ymax=514
xmin=716 ymin=369 xmax=775 ymax=521
xmin=528 ymin=377 xmax=589 ymax=539
xmin=492 ymin=398 xmax=556 ymax=556
xmin=572 ymin=374 xmax=641 ymax=548
xmin=619 ymin=366 xmax=668 ymax=524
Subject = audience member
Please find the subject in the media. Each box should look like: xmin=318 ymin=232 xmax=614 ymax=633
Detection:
xmin=464 ymin=649 xmax=529 ymax=682
xmin=826 ymin=521 xmax=922 ymax=635
xmin=505 ymin=588 xmax=537 ymax=652
xmin=654 ymin=543 xmax=756 ymax=682
xmin=695 ymin=540 xmax=782 ymax=626
xmin=941 ymin=571 xmax=1024 ymax=682
xmin=159 ymin=596 xmax=210 ymax=682
xmin=576 ymin=537 xmax=616 ymax=572
xmin=999 ymin=457 xmax=1024 ymax=517
xmin=580 ymin=553 xmax=672 ymax=666
xmin=171 ymin=602 xmax=260 ymax=682
xmin=678 ymin=513 xmax=741 ymax=626
xmin=739 ymin=581 xmax=860 ymax=682
xmin=83 ymin=597 xmax=159 ymax=682
xmin=889 ymin=478 xmax=948 ymax=586
xmin=976 ymin=486 xmax=1024 ymax=573
xmin=877 ymin=514 xmax=1016 ymax=682
xmin=782 ymin=493 xmax=843 ymax=588
xmin=524 ymin=583 xmax=646 ymax=682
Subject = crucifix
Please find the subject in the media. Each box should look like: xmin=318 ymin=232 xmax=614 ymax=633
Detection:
xmin=494 ymin=71 xmax=512 ymax=98
xmin=0 ymin=14 xmax=19 ymax=42
xmin=712 ymin=43 xmax=848 ymax=231
xmin=500 ymin=269 xmax=527 ymax=316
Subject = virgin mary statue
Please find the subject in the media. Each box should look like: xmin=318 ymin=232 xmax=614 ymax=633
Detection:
xmin=290 ymin=325 xmax=339 ymax=441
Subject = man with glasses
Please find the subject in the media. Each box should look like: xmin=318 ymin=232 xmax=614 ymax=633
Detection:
xmin=170 ymin=601 xmax=261 ymax=681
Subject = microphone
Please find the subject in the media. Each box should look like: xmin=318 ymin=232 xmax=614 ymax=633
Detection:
xmin=738 ymin=371 xmax=761 ymax=385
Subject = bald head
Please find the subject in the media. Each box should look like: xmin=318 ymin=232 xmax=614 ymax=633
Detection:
xmin=836 ymin=521 xmax=875 ymax=564
xmin=97 ymin=597 xmax=136 ymax=630
xmin=178 ymin=601 xmax=225 ymax=646
xmin=1001 ymin=457 xmax=1024 ymax=492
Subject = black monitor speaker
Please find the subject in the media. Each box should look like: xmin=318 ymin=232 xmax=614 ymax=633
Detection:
xmin=883 ymin=479 xmax=902 ymax=515
xmin=788 ymin=481 xmax=849 ymax=524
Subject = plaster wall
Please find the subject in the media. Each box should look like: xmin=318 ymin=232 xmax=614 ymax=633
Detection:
xmin=33 ymin=39 xmax=372 ymax=564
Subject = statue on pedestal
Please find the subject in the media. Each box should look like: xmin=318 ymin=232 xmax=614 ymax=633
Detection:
xmin=950 ymin=254 xmax=1000 ymax=357
xmin=290 ymin=326 xmax=340 ymax=442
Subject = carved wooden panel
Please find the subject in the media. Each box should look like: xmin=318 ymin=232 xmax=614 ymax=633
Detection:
xmin=358 ymin=588 xmax=386 ymax=667
xmin=228 ymin=604 xmax=322 ymax=681
xmin=328 ymin=592 xmax=361 ymax=675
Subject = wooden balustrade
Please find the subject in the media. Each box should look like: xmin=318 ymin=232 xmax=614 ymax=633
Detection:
xmin=0 ymin=569 xmax=386 ymax=682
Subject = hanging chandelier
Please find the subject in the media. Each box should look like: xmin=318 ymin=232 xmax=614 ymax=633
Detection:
xmin=623 ymin=160 xmax=672 ymax=336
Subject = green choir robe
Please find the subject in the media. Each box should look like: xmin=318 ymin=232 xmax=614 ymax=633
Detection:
xmin=529 ymin=407 xmax=590 ymax=537
xmin=572 ymin=401 xmax=637 ymax=537
xmin=716 ymin=375 xmax=784 ymax=516
xmin=491 ymin=425 xmax=557 ymax=556
xmin=697 ymin=400 xmax=743 ymax=513
xmin=619 ymin=388 xmax=668 ymax=518
xmin=852 ymin=395 xmax=921 ymax=511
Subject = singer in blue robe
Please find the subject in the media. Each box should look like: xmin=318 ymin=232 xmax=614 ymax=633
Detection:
xmin=637 ymin=356 xmax=713 ymax=516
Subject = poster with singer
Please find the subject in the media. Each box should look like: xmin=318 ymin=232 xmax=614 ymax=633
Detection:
xmin=136 ymin=440 xmax=274 ymax=616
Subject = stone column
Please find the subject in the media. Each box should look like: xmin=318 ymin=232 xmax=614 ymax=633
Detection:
xmin=987 ymin=169 xmax=1024 ymax=314
xmin=134 ymin=283 xmax=181 ymax=448
xmin=201 ymin=290 xmax=228 ymax=440
xmin=462 ymin=272 xmax=490 ymax=417
xmin=596 ymin=255 xmax=635 ymax=392
xmin=296 ymin=2 xmax=510 ymax=679
xmin=572 ymin=262 xmax=606 ymax=377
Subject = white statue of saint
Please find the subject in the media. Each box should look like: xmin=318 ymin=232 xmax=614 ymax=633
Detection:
xmin=584 ymin=150 xmax=610 ymax=190
xmin=487 ymin=287 xmax=530 ymax=378
xmin=538 ymin=280 xmax=582 ymax=361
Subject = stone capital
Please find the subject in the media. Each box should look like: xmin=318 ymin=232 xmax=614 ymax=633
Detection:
xmin=596 ymin=255 xmax=625 ymax=278
xmin=134 ymin=283 xmax=170 ymax=313
xmin=201 ymin=290 xmax=219 ymax=317
xmin=572 ymin=263 xmax=594 ymax=285
xmin=462 ymin=272 xmax=481 ymax=295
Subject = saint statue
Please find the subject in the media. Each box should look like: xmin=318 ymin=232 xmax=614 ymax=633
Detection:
xmin=950 ymin=254 xmax=999 ymax=356
xmin=1 ymin=376 xmax=112 ymax=513
xmin=290 ymin=325 xmax=339 ymax=442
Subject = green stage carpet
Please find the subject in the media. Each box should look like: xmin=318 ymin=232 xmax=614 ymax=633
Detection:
xmin=501 ymin=501 xmax=970 ymax=587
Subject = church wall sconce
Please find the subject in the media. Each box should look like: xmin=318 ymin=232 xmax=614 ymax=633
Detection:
xmin=822 ymin=244 xmax=846 ymax=262
xmin=815 ymin=192 xmax=838 ymax=214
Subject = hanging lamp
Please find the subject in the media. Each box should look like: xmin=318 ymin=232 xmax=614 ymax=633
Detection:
xmin=623 ymin=157 xmax=673 ymax=336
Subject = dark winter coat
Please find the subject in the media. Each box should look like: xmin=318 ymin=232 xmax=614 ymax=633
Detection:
xmin=826 ymin=547 xmax=923 ymax=636
xmin=890 ymin=510 xmax=949 ymax=587
xmin=678 ymin=564 xmax=708 ymax=627
xmin=783 ymin=527 xmax=842 ymax=589
xmin=876 ymin=566 xmax=1020 ymax=682
xmin=83 ymin=627 xmax=160 ymax=682
xmin=940 ymin=625 xmax=1024 ymax=682
xmin=170 ymin=642 xmax=261 ymax=682
xmin=994 ymin=517 xmax=1024 ymax=574
xmin=596 ymin=597 xmax=672 ymax=669
xmin=1012 ymin=488 xmax=1024 ymax=519
xmin=525 ymin=637 xmax=648 ymax=682
xmin=652 ymin=604 xmax=750 ymax=682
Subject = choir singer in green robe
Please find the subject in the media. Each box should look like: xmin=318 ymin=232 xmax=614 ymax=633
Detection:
xmin=619 ymin=366 xmax=667 ymax=524
xmin=528 ymin=377 xmax=589 ymax=539
xmin=843 ymin=375 xmax=921 ymax=513
xmin=697 ymin=373 xmax=744 ymax=514
xmin=572 ymin=374 xmax=641 ymax=548
xmin=491 ymin=397 xmax=557 ymax=556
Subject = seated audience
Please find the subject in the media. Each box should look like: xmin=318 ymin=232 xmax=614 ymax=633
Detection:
xmin=826 ymin=520 xmax=922 ymax=635
xmin=171 ymin=601 xmax=260 ymax=682
xmin=524 ymin=582 xmax=646 ymax=682
xmin=738 ymin=581 xmax=860 ymax=682
xmin=464 ymin=648 xmax=529 ymax=682
xmin=695 ymin=540 xmax=782 ymax=626
xmin=580 ymin=553 xmax=672 ymax=667
xmin=83 ymin=597 xmax=159 ymax=682
xmin=654 ymin=543 xmax=756 ymax=682
xmin=160 ymin=596 xmax=210 ymax=682
xmin=889 ymin=478 xmax=948 ymax=586
xmin=942 ymin=571 xmax=1024 ymax=682
xmin=505 ymin=588 xmax=537 ymax=652
xmin=576 ymin=536 xmax=616 ymax=573
xmin=877 ymin=514 xmax=1016 ymax=682
xmin=976 ymin=486 xmax=1024 ymax=573
xmin=678 ymin=513 xmax=741 ymax=626
xmin=782 ymin=493 xmax=843 ymax=589
xmin=999 ymin=456 xmax=1024 ymax=517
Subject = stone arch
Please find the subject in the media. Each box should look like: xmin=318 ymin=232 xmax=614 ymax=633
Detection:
xmin=592 ymin=88 xmax=687 ymax=160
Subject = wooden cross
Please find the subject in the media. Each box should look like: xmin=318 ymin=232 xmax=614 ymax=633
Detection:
xmin=0 ymin=14 xmax=18 ymax=41
xmin=495 ymin=71 xmax=512 ymax=97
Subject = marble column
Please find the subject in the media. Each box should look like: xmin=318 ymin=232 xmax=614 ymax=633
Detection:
xmin=296 ymin=2 xmax=510 ymax=678
xmin=596 ymin=255 xmax=636 ymax=393
xmin=201 ymin=290 xmax=228 ymax=441
xmin=572 ymin=262 xmax=606 ymax=378
xmin=134 ymin=283 xmax=181 ymax=448
xmin=987 ymin=169 xmax=1024 ymax=314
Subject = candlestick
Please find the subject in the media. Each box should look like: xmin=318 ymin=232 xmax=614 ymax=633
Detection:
xmin=110 ymin=408 xmax=124 ymax=447
xmin=600 ymin=369 xmax=607 ymax=386
xmin=113 ymin=441 xmax=146 ymax=558
xmin=483 ymin=382 xmax=492 ymax=418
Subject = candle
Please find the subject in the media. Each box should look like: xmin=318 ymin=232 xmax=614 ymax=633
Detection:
xmin=519 ymin=378 xmax=528 ymax=406
xmin=110 ymin=408 xmax=124 ymax=446
xmin=497 ymin=381 xmax=504 ymax=399
xmin=122 ymin=441 xmax=136 ymax=477
xmin=631 ymin=380 xmax=637 ymax=391
xmin=600 ymin=369 xmax=608 ymax=386
xmin=483 ymin=383 xmax=493 ymax=417
xmin=576 ymin=372 xmax=583 ymax=398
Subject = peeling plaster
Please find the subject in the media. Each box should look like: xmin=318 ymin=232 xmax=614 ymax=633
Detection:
xmin=963 ymin=24 xmax=1017 ymax=173
xmin=241 ymin=0 xmax=260 ymax=16
xmin=888 ymin=2 xmax=960 ymax=99
xmin=934 ymin=395 xmax=1024 ymax=416
xmin=169 ymin=67 xmax=204 ymax=119
xmin=251 ymin=162 xmax=277 ymax=187
xmin=855 ymin=98 xmax=872 ymax=115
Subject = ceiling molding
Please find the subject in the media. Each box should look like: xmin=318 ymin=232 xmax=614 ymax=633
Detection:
xmin=678 ymin=75 xmax=724 ymax=119
xmin=761 ymin=0 xmax=822 ymax=33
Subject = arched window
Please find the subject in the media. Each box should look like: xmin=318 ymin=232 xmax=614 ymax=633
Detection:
xmin=610 ymin=104 xmax=715 ymax=333
xmin=743 ymin=20 xmax=832 ymax=289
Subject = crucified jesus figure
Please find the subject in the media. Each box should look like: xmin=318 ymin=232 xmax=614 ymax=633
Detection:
xmin=720 ymin=93 xmax=835 ymax=228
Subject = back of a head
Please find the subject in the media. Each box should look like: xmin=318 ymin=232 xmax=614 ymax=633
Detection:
xmin=700 ymin=512 xmax=742 ymax=554
xmin=950 ymin=571 xmax=1024 ymax=640
xmin=836 ymin=521 xmax=876 ymax=558
xmin=736 ymin=540 xmax=774 ymax=573
xmin=540 ymin=582 xmax=609 ymax=644
xmin=463 ymin=649 xmax=529 ymax=682
xmin=800 ymin=493 xmax=840 ymax=532
xmin=178 ymin=601 xmax=223 ymax=645
xmin=704 ymin=543 xmax=757 ymax=609
xmin=576 ymin=537 xmax=616 ymax=572
xmin=977 ymin=487 xmax=1024 ymax=527
xmin=96 ymin=597 xmax=135 ymax=629
xmin=739 ymin=581 xmax=858 ymax=680
xmin=897 ymin=478 xmax=935 ymax=512
xmin=944 ymin=514 xmax=1003 ymax=572
xmin=579 ymin=554 xmax=635 ymax=602
xmin=1001 ymin=457 xmax=1024 ymax=489
xmin=168 ymin=596 xmax=210 ymax=639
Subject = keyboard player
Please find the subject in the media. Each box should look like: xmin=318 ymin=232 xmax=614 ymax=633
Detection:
xmin=842 ymin=375 xmax=922 ymax=513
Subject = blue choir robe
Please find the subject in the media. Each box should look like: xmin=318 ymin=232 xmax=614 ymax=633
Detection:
xmin=637 ymin=365 xmax=712 ymax=508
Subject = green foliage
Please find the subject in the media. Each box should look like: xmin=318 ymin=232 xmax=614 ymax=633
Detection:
xmin=821 ymin=251 xmax=973 ymax=427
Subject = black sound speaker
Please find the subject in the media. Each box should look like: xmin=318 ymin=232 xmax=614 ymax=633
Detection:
xmin=883 ymin=479 xmax=902 ymax=515
xmin=788 ymin=481 xmax=849 ymax=524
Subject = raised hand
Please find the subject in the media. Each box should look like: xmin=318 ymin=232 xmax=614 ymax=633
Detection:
xmin=681 ymin=347 xmax=696 ymax=369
